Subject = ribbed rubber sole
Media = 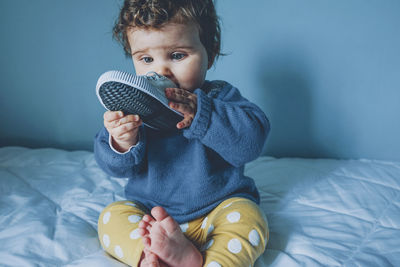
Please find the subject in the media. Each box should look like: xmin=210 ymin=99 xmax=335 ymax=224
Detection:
xmin=96 ymin=71 xmax=183 ymax=131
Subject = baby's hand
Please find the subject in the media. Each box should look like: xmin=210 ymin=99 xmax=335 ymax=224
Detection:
xmin=103 ymin=111 xmax=142 ymax=153
xmin=165 ymin=88 xmax=197 ymax=129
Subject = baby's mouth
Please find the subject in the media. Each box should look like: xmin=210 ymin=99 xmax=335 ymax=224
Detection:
xmin=170 ymin=79 xmax=180 ymax=88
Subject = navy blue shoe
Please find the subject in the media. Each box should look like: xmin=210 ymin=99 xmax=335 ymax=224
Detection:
xmin=96 ymin=70 xmax=183 ymax=131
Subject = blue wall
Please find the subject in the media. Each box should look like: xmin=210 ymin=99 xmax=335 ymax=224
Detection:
xmin=1 ymin=0 xmax=399 ymax=161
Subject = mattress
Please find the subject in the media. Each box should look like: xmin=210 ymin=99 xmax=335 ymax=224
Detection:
xmin=0 ymin=147 xmax=399 ymax=266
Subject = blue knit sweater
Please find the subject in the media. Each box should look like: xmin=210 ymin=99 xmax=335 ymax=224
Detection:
xmin=94 ymin=80 xmax=270 ymax=224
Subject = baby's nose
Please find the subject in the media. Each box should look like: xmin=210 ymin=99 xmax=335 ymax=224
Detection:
xmin=156 ymin=65 xmax=173 ymax=79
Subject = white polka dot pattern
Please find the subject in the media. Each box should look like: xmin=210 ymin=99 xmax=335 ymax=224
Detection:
xmin=114 ymin=245 xmax=124 ymax=258
xmin=227 ymin=211 xmax=241 ymax=223
xmin=207 ymin=261 xmax=221 ymax=267
xmin=103 ymin=212 xmax=111 ymax=224
xmin=249 ymin=229 xmax=260 ymax=246
xmin=201 ymin=217 xmax=208 ymax=229
xmin=223 ymin=202 xmax=232 ymax=209
xmin=128 ymin=215 xmax=141 ymax=223
xmin=97 ymin=200 xmax=266 ymax=266
xmin=228 ymin=238 xmax=242 ymax=254
xmin=130 ymin=229 xmax=141 ymax=239
xmin=202 ymin=238 xmax=214 ymax=251
xmin=102 ymin=234 xmax=110 ymax=248
xmin=207 ymin=224 xmax=214 ymax=235
xmin=180 ymin=223 xmax=189 ymax=232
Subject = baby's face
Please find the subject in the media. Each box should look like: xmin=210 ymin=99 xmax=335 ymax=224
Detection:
xmin=127 ymin=22 xmax=210 ymax=92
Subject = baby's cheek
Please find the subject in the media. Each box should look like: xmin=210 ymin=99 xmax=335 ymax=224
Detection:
xmin=179 ymin=65 xmax=206 ymax=91
xmin=180 ymin=77 xmax=204 ymax=92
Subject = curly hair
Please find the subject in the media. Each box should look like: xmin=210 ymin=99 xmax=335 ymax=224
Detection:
xmin=113 ymin=0 xmax=222 ymax=65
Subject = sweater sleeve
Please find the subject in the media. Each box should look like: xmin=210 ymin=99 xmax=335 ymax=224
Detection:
xmin=93 ymin=126 xmax=147 ymax=177
xmin=183 ymin=82 xmax=270 ymax=167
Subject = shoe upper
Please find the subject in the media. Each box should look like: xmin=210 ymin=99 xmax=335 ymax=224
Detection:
xmin=144 ymin=72 xmax=177 ymax=95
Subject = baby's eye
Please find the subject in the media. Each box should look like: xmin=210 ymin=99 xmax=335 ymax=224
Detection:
xmin=141 ymin=57 xmax=153 ymax=63
xmin=171 ymin=52 xmax=186 ymax=61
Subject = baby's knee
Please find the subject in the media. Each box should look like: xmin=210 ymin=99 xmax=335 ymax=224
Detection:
xmin=97 ymin=200 xmax=147 ymax=266
xmin=213 ymin=198 xmax=269 ymax=249
xmin=98 ymin=200 xmax=147 ymax=233
xmin=202 ymin=198 xmax=269 ymax=266
xmin=98 ymin=201 xmax=126 ymax=226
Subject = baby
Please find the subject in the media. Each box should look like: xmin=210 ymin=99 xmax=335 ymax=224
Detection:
xmin=94 ymin=0 xmax=270 ymax=266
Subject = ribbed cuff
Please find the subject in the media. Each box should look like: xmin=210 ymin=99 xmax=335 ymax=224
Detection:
xmin=130 ymin=126 xmax=146 ymax=165
xmin=108 ymin=135 xmax=135 ymax=155
xmin=183 ymin=89 xmax=212 ymax=140
xmin=108 ymin=126 xmax=146 ymax=165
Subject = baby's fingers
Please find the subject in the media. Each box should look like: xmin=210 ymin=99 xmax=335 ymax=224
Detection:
xmin=177 ymin=116 xmax=194 ymax=129
xmin=105 ymin=114 xmax=140 ymax=129
xmin=169 ymin=102 xmax=196 ymax=116
xmin=110 ymin=121 xmax=141 ymax=139
xmin=104 ymin=111 xmax=124 ymax=122
xmin=165 ymin=88 xmax=195 ymax=104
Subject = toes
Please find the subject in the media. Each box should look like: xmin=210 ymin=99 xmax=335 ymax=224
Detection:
xmin=160 ymin=216 xmax=180 ymax=235
xmin=142 ymin=236 xmax=151 ymax=248
xmin=151 ymin=206 xmax=169 ymax=221
xmin=139 ymin=252 xmax=146 ymax=267
xmin=139 ymin=215 xmax=155 ymax=235
xmin=151 ymin=207 xmax=180 ymax=235
xmin=143 ymin=214 xmax=156 ymax=225
xmin=138 ymin=228 xmax=149 ymax=237
xmin=144 ymin=249 xmax=160 ymax=267
xmin=139 ymin=219 xmax=152 ymax=230
xmin=147 ymin=253 xmax=159 ymax=267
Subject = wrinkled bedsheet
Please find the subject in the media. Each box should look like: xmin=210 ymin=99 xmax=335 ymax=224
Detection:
xmin=0 ymin=147 xmax=399 ymax=266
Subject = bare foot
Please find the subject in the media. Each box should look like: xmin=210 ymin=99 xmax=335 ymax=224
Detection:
xmin=140 ymin=207 xmax=203 ymax=267
xmin=138 ymin=218 xmax=159 ymax=267
xmin=138 ymin=216 xmax=169 ymax=267
xmin=139 ymin=248 xmax=162 ymax=267
xmin=139 ymin=214 xmax=154 ymax=247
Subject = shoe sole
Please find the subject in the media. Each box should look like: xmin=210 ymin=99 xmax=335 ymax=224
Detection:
xmin=96 ymin=71 xmax=183 ymax=131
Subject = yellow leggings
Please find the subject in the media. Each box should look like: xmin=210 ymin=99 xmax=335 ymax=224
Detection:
xmin=98 ymin=197 xmax=269 ymax=267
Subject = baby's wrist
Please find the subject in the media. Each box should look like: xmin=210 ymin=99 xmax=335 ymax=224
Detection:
xmin=111 ymin=137 xmax=138 ymax=153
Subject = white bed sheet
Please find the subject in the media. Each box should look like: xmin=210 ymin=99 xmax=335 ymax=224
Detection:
xmin=0 ymin=147 xmax=399 ymax=267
